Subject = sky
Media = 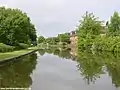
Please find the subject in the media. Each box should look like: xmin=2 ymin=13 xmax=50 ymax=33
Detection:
xmin=0 ymin=0 xmax=119 ymax=37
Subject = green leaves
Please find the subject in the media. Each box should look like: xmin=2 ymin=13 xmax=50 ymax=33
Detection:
xmin=0 ymin=7 xmax=37 ymax=46
xmin=108 ymin=12 xmax=120 ymax=36
xmin=38 ymin=36 xmax=45 ymax=44
xmin=79 ymin=12 xmax=101 ymax=36
xmin=77 ymin=12 xmax=102 ymax=50
xmin=58 ymin=33 xmax=70 ymax=44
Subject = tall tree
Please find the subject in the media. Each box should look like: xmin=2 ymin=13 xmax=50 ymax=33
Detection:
xmin=108 ymin=12 xmax=120 ymax=36
xmin=78 ymin=11 xmax=102 ymax=37
xmin=0 ymin=7 xmax=37 ymax=45
xmin=77 ymin=12 xmax=102 ymax=50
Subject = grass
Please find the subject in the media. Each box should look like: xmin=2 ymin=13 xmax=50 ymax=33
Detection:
xmin=0 ymin=47 xmax=39 ymax=61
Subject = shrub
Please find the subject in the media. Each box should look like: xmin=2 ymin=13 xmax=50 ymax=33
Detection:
xmin=0 ymin=43 xmax=15 ymax=52
xmin=93 ymin=36 xmax=120 ymax=52
xmin=16 ymin=43 xmax=29 ymax=49
xmin=78 ymin=35 xmax=96 ymax=51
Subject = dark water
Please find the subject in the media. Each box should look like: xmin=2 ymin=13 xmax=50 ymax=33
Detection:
xmin=0 ymin=47 xmax=120 ymax=90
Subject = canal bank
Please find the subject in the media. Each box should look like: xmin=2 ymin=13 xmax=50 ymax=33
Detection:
xmin=0 ymin=47 xmax=39 ymax=64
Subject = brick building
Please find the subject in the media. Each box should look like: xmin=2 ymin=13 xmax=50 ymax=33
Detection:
xmin=70 ymin=31 xmax=78 ymax=46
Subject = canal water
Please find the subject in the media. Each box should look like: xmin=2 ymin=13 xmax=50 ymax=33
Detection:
xmin=0 ymin=47 xmax=120 ymax=90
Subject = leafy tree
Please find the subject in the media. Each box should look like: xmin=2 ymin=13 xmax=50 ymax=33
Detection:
xmin=0 ymin=7 xmax=37 ymax=46
xmin=45 ymin=33 xmax=70 ymax=45
xmin=107 ymin=12 xmax=120 ymax=36
xmin=78 ymin=11 xmax=101 ymax=37
xmin=58 ymin=33 xmax=70 ymax=44
xmin=38 ymin=36 xmax=45 ymax=44
xmin=77 ymin=12 xmax=102 ymax=50
xmin=53 ymin=37 xmax=60 ymax=43
xmin=45 ymin=37 xmax=60 ymax=45
xmin=29 ymin=24 xmax=37 ymax=45
xmin=45 ymin=37 xmax=52 ymax=44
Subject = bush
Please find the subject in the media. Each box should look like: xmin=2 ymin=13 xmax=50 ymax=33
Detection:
xmin=93 ymin=36 xmax=120 ymax=52
xmin=78 ymin=35 xmax=95 ymax=51
xmin=0 ymin=43 xmax=15 ymax=52
xmin=16 ymin=43 xmax=29 ymax=49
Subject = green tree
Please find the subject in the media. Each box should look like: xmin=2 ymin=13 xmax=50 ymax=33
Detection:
xmin=0 ymin=7 xmax=37 ymax=46
xmin=107 ymin=12 xmax=120 ymax=36
xmin=45 ymin=37 xmax=60 ymax=45
xmin=38 ymin=36 xmax=45 ymax=44
xmin=58 ymin=33 xmax=70 ymax=44
xmin=45 ymin=37 xmax=52 ymax=44
xmin=77 ymin=12 xmax=102 ymax=50
xmin=53 ymin=37 xmax=60 ymax=43
xmin=29 ymin=24 xmax=37 ymax=45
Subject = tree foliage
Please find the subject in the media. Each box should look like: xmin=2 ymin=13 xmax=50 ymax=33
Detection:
xmin=91 ymin=12 xmax=120 ymax=52
xmin=0 ymin=7 xmax=37 ymax=46
xmin=78 ymin=12 xmax=102 ymax=37
xmin=107 ymin=12 xmax=120 ymax=36
xmin=45 ymin=37 xmax=59 ymax=45
xmin=58 ymin=33 xmax=70 ymax=44
xmin=38 ymin=36 xmax=45 ymax=44
xmin=77 ymin=12 xmax=102 ymax=50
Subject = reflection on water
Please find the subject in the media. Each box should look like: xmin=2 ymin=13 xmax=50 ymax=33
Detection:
xmin=39 ymin=47 xmax=120 ymax=89
xmin=0 ymin=53 xmax=37 ymax=88
xmin=0 ymin=47 xmax=120 ymax=90
xmin=77 ymin=51 xmax=120 ymax=88
xmin=39 ymin=46 xmax=77 ymax=60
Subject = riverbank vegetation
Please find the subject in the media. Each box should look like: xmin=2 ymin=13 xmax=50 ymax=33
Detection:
xmin=77 ymin=11 xmax=120 ymax=52
xmin=38 ymin=33 xmax=70 ymax=46
xmin=0 ymin=47 xmax=38 ymax=61
xmin=0 ymin=7 xmax=37 ymax=53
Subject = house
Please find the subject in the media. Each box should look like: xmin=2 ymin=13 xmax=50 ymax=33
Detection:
xmin=70 ymin=31 xmax=78 ymax=46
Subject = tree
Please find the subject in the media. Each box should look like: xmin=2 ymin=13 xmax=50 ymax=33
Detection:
xmin=77 ymin=12 xmax=102 ymax=50
xmin=58 ymin=33 xmax=70 ymax=44
xmin=45 ymin=37 xmax=51 ymax=44
xmin=53 ymin=37 xmax=60 ymax=43
xmin=107 ymin=12 xmax=120 ymax=36
xmin=29 ymin=24 xmax=37 ymax=45
xmin=38 ymin=36 xmax=45 ymax=44
xmin=78 ymin=12 xmax=102 ymax=37
xmin=0 ymin=7 xmax=37 ymax=46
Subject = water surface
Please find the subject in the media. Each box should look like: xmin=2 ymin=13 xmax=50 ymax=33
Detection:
xmin=0 ymin=48 xmax=120 ymax=90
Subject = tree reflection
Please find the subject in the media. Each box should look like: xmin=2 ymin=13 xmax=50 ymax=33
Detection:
xmin=38 ymin=47 xmax=120 ymax=88
xmin=38 ymin=49 xmax=46 ymax=56
xmin=104 ymin=53 xmax=120 ymax=88
xmin=44 ymin=47 xmax=73 ymax=59
xmin=77 ymin=51 xmax=120 ymax=87
xmin=77 ymin=51 xmax=104 ymax=84
xmin=107 ymin=63 xmax=120 ymax=87
xmin=0 ymin=53 xmax=37 ymax=88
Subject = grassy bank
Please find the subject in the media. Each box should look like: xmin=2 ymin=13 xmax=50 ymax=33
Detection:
xmin=0 ymin=47 xmax=39 ymax=61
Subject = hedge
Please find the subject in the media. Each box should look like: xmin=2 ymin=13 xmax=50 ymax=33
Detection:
xmin=0 ymin=43 xmax=15 ymax=52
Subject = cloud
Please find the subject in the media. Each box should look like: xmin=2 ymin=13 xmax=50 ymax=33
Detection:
xmin=0 ymin=0 xmax=120 ymax=37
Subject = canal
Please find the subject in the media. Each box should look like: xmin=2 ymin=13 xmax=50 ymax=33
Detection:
xmin=0 ymin=47 xmax=120 ymax=90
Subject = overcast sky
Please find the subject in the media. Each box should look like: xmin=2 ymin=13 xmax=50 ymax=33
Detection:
xmin=0 ymin=0 xmax=119 ymax=37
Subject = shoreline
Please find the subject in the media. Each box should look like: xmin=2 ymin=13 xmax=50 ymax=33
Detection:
xmin=0 ymin=47 xmax=39 ymax=64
